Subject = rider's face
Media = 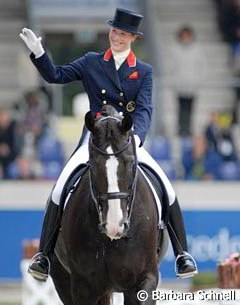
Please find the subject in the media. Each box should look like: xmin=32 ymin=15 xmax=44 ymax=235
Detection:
xmin=109 ymin=27 xmax=137 ymax=52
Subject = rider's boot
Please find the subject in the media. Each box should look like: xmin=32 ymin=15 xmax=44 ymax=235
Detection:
xmin=167 ymin=198 xmax=198 ymax=279
xmin=28 ymin=199 xmax=60 ymax=282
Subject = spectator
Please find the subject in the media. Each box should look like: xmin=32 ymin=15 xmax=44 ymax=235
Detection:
xmin=172 ymin=26 xmax=203 ymax=136
xmin=182 ymin=134 xmax=215 ymax=180
xmin=0 ymin=108 xmax=22 ymax=178
xmin=231 ymin=42 xmax=240 ymax=124
xmin=216 ymin=112 xmax=238 ymax=162
xmin=13 ymin=90 xmax=52 ymax=164
xmin=11 ymin=90 xmax=62 ymax=180
xmin=214 ymin=0 xmax=240 ymax=125
xmin=205 ymin=111 xmax=220 ymax=151
xmin=7 ymin=156 xmax=36 ymax=180
xmin=22 ymin=90 xmax=49 ymax=139
xmin=218 ymin=0 xmax=240 ymax=48
xmin=13 ymin=90 xmax=50 ymax=143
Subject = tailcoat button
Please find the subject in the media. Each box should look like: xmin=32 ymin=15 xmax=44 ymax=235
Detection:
xmin=126 ymin=101 xmax=136 ymax=112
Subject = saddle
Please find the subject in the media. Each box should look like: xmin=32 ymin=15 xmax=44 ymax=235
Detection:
xmin=59 ymin=163 xmax=89 ymax=211
xmin=60 ymin=162 xmax=169 ymax=225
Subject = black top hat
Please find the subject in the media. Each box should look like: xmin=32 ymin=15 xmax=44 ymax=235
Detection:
xmin=107 ymin=8 xmax=143 ymax=36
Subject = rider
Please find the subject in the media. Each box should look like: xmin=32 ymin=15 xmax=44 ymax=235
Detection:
xmin=19 ymin=8 xmax=197 ymax=282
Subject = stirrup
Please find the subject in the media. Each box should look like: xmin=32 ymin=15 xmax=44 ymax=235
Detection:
xmin=175 ymin=251 xmax=198 ymax=279
xmin=27 ymin=252 xmax=50 ymax=282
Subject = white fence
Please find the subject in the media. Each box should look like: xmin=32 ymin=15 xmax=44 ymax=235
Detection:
xmin=21 ymin=260 xmax=62 ymax=305
xmin=21 ymin=260 xmax=240 ymax=305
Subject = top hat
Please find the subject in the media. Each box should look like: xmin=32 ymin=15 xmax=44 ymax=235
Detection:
xmin=107 ymin=8 xmax=143 ymax=36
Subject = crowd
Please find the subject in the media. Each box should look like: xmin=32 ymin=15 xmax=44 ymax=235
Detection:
xmin=182 ymin=111 xmax=239 ymax=181
xmin=148 ymin=110 xmax=240 ymax=181
xmin=146 ymin=2 xmax=240 ymax=182
xmin=0 ymin=89 xmax=65 ymax=180
xmin=2 ymin=4 xmax=240 ymax=181
xmin=2 ymin=92 xmax=239 ymax=181
xmin=214 ymin=0 xmax=240 ymax=124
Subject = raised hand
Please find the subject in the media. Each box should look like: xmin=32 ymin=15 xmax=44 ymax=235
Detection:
xmin=19 ymin=28 xmax=45 ymax=58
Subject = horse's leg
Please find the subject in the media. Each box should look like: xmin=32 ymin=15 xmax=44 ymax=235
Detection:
xmin=50 ymin=253 xmax=73 ymax=305
xmin=124 ymin=273 xmax=158 ymax=305
xmin=97 ymin=293 xmax=111 ymax=305
xmin=123 ymin=291 xmax=138 ymax=305
xmin=137 ymin=272 xmax=158 ymax=305
xmin=71 ymin=277 xmax=100 ymax=305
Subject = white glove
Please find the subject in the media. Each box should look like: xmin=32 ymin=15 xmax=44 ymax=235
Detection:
xmin=19 ymin=28 xmax=45 ymax=58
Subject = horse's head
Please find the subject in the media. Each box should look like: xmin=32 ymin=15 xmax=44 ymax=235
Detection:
xmin=85 ymin=105 xmax=137 ymax=240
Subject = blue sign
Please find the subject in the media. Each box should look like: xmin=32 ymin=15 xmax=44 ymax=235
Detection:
xmin=160 ymin=210 xmax=240 ymax=279
xmin=0 ymin=210 xmax=43 ymax=279
xmin=1 ymin=210 xmax=240 ymax=280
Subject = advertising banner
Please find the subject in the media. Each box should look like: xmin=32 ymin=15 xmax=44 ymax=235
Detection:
xmin=1 ymin=210 xmax=240 ymax=279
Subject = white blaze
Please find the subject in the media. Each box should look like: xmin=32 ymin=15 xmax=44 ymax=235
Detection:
xmin=105 ymin=146 xmax=124 ymax=239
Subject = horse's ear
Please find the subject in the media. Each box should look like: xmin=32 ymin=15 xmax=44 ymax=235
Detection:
xmin=120 ymin=114 xmax=133 ymax=132
xmin=85 ymin=111 xmax=95 ymax=132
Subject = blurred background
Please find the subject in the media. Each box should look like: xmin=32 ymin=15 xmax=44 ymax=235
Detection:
xmin=1 ymin=0 xmax=240 ymax=304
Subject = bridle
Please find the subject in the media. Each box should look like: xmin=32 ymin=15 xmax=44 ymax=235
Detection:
xmin=89 ymin=136 xmax=132 ymax=157
xmin=88 ymin=115 xmax=138 ymax=227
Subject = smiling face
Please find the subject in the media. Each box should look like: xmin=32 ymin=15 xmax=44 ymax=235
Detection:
xmin=109 ymin=27 xmax=137 ymax=52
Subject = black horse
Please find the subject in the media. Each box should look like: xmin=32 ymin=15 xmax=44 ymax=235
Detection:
xmin=50 ymin=105 xmax=168 ymax=305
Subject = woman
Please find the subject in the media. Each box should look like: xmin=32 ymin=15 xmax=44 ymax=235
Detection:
xmin=20 ymin=8 xmax=197 ymax=282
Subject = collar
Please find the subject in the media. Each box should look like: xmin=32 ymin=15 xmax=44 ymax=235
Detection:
xmin=104 ymin=48 xmax=136 ymax=67
xmin=112 ymin=48 xmax=130 ymax=60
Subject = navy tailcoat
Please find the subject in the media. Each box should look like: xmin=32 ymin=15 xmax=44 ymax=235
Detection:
xmin=30 ymin=48 xmax=153 ymax=144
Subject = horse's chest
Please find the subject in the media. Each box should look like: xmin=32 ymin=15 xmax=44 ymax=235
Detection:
xmin=78 ymin=239 xmax=138 ymax=284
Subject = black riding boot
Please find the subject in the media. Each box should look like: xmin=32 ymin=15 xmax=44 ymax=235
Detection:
xmin=167 ymin=198 xmax=197 ymax=278
xmin=28 ymin=199 xmax=60 ymax=282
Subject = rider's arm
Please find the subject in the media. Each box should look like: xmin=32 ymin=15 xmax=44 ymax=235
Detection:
xmin=132 ymin=64 xmax=153 ymax=146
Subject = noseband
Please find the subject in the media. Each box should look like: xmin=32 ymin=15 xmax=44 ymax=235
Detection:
xmin=89 ymin=115 xmax=138 ymax=225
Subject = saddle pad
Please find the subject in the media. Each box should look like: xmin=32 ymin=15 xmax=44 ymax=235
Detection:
xmin=139 ymin=163 xmax=169 ymax=226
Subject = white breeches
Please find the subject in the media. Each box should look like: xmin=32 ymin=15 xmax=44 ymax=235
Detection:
xmin=51 ymin=133 xmax=176 ymax=205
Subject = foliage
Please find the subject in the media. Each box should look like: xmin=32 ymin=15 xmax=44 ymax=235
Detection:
xmin=192 ymin=271 xmax=218 ymax=288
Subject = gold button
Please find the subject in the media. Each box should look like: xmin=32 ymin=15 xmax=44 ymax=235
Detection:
xmin=102 ymin=100 xmax=107 ymax=104
xmin=101 ymin=89 xmax=106 ymax=94
xmin=119 ymin=92 xmax=124 ymax=97
xmin=119 ymin=102 xmax=123 ymax=106
xmin=126 ymin=101 xmax=136 ymax=112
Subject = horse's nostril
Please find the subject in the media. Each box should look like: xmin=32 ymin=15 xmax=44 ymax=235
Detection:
xmin=124 ymin=221 xmax=130 ymax=230
xmin=119 ymin=218 xmax=129 ymax=227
